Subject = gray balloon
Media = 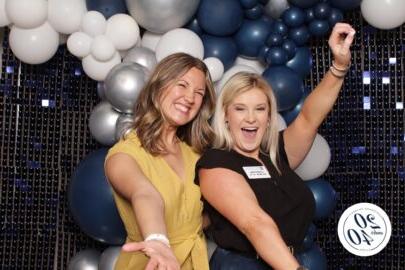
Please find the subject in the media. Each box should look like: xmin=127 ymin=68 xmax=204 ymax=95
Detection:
xmin=264 ymin=0 xmax=290 ymax=19
xmin=115 ymin=113 xmax=134 ymax=140
xmin=89 ymin=101 xmax=121 ymax=146
xmin=123 ymin=46 xmax=157 ymax=72
xmin=68 ymin=249 xmax=101 ymax=270
xmin=125 ymin=0 xmax=200 ymax=33
xmin=97 ymin=82 xmax=107 ymax=100
xmin=104 ymin=62 xmax=148 ymax=114
xmin=99 ymin=246 xmax=121 ymax=270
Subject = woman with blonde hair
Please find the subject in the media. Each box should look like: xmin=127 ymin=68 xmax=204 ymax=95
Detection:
xmin=105 ymin=53 xmax=216 ymax=270
xmin=196 ymin=23 xmax=355 ymax=270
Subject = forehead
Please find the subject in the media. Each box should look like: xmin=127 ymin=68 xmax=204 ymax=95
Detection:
xmin=178 ymin=67 xmax=205 ymax=83
xmin=231 ymin=88 xmax=268 ymax=103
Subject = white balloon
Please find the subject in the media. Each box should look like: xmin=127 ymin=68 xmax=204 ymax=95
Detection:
xmin=294 ymin=134 xmax=331 ymax=181
xmin=67 ymin=32 xmax=92 ymax=58
xmin=91 ymin=35 xmax=116 ymax=62
xmin=81 ymin=11 xmax=107 ymax=37
xmin=105 ymin=14 xmax=140 ymax=51
xmin=203 ymin=57 xmax=224 ymax=82
xmin=6 ymin=0 xmax=47 ymax=29
xmin=361 ymin=0 xmax=405 ymax=30
xmin=141 ymin=31 xmax=162 ymax=52
xmin=0 ymin=0 xmax=10 ymax=27
xmin=277 ymin=114 xmax=287 ymax=131
xmin=82 ymin=52 xmax=121 ymax=81
xmin=9 ymin=22 xmax=59 ymax=64
xmin=155 ymin=28 xmax=204 ymax=62
xmin=235 ymin=56 xmax=266 ymax=74
xmin=215 ymin=64 xmax=258 ymax=94
xmin=48 ymin=0 xmax=87 ymax=34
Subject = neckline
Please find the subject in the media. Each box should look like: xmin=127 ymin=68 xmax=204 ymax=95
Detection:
xmin=160 ymin=141 xmax=188 ymax=183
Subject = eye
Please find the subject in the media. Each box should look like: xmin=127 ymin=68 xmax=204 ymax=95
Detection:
xmin=235 ymin=106 xmax=245 ymax=111
xmin=195 ymin=90 xmax=205 ymax=96
xmin=178 ymin=83 xmax=186 ymax=88
xmin=257 ymin=107 xmax=266 ymax=111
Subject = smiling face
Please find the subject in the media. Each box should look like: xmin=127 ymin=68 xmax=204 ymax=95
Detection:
xmin=225 ymin=87 xmax=270 ymax=158
xmin=160 ymin=67 xmax=206 ymax=128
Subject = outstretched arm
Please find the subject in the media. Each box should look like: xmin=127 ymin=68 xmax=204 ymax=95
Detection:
xmin=284 ymin=23 xmax=356 ymax=169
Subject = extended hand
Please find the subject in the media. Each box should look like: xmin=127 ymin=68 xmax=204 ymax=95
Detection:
xmin=328 ymin=23 xmax=356 ymax=69
xmin=122 ymin=241 xmax=180 ymax=270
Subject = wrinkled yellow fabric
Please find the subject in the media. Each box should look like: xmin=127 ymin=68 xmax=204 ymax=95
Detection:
xmin=106 ymin=131 xmax=209 ymax=270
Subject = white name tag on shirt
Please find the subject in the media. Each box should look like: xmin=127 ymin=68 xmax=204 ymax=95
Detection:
xmin=242 ymin=166 xmax=271 ymax=179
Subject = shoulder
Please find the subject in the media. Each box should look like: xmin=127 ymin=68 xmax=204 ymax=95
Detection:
xmin=197 ymin=148 xmax=239 ymax=170
xmin=106 ymin=130 xmax=144 ymax=161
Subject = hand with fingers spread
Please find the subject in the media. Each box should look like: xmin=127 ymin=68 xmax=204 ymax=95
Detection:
xmin=328 ymin=22 xmax=356 ymax=69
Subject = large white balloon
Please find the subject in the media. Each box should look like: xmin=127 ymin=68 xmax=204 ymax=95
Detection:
xmin=82 ymin=52 xmax=121 ymax=81
xmin=67 ymin=32 xmax=93 ymax=58
xmin=294 ymin=134 xmax=331 ymax=181
xmin=6 ymin=0 xmax=47 ymax=29
xmin=215 ymin=64 xmax=258 ymax=94
xmin=81 ymin=11 xmax=107 ymax=37
xmin=235 ymin=56 xmax=266 ymax=74
xmin=141 ymin=31 xmax=162 ymax=52
xmin=91 ymin=35 xmax=116 ymax=62
xmin=155 ymin=28 xmax=204 ymax=62
xmin=48 ymin=0 xmax=87 ymax=34
xmin=204 ymin=57 xmax=224 ymax=82
xmin=0 ymin=0 xmax=10 ymax=27
xmin=105 ymin=14 xmax=140 ymax=51
xmin=9 ymin=22 xmax=59 ymax=64
xmin=361 ymin=0 xmax=405 ymax=30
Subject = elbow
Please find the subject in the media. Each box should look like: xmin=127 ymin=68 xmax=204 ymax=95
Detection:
xmin=239 ymin=212 xmax=279 ymax=239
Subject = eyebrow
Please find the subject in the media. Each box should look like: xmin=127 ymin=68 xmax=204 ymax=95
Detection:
xmin=232 ymin=103 xmax=267 ymax=106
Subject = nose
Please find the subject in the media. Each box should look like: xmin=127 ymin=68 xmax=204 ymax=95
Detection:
xmin=245 ymin=109 xmax=256 ymax=123
xmin=184 ymin=88 xmax=195 ymax=104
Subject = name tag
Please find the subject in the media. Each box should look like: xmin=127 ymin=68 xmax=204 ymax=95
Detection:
xmin=242 ymin=166 xmax=271 ymax=179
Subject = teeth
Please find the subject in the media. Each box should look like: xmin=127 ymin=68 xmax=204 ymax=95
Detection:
xmin=242 ymin=127 xmax=258 ymax=131
xmin=175 ymin=104 xmax=189 ymax=113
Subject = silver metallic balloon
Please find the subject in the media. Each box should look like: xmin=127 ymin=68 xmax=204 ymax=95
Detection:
xmin=264 ymin=0 xmax=290 ymax=19
xmin=115 ymin=113 xmax=134 ymax=140
xmin=125 ymin=0 xmax=200 ymax=33
xmin=123 ymin=46 xmax=157 ymax=72
xmin=68 ymin=249 xmax=100 ymax=270
xmin=104 ymin=62 xmax=148 ymax=113
xmin=89 ymin=101 xmax=121 ymax=146
xmin=97 ymin=82 xmax=106 ymax=100
xmin=99 ymin=246 xmax=121 ymax=270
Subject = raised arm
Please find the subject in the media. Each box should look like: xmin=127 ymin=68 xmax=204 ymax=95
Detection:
xmin=284 ymin=23 xmax=355 ymax=169
xmin=105 ymin=153 xmax=179 ymax=270
xmin=199 ymin=168 xmax=300 ymax=270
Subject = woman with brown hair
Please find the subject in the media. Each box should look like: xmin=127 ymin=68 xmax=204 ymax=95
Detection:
xmin=105 ymin=53 xmax=216 ymax=270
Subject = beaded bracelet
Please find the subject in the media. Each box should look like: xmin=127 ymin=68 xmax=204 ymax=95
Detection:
xmin=332 ymin=60 xmax=350 ymax=72
xmin=329 ymin=65 xmax=346 ymax=78
xmin=145 ymin=233 xmax=171 ymax=247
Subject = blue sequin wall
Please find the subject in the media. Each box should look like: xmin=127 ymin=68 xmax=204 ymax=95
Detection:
xmin=0 ymin=12 xmax=404 ymax=270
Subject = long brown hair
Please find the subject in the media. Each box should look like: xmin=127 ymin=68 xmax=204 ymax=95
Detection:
xmin=131 ymin=53 xmax=216 ymax=155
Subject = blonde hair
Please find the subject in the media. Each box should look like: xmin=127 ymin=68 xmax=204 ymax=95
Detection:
xmin=212 ymin=72 xmax=281 ymax=173
xmin=130 ymin=53 xmax=216 ymax=155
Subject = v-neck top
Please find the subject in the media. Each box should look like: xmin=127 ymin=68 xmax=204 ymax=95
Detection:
xmin=106 ymin=130 xmax=209 ymax=270
xmin=195 ymin=131 xmax=315 ymax=254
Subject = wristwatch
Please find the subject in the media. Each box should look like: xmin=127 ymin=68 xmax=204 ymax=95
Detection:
xmin=297 ymin=266 xmax=309 ymax=270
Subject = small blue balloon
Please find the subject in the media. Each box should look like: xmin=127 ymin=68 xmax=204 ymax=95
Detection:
xmin=328 ymin=8 xmax=343 ymax=27
xmin=262 ymin=66 xmax=303 ymax=111
xmin=234 ymin=17 xmax=273 ymax=58
xmin=259 ymin=0 xmax=269 ymax=4
xmin=302 ymin=223 xmax=317 ymax=250
xmin=68 ymin=148 xmax=126 ymax=245
xmin=305 ymin=8 xmax=315 ymax=22
xmin=258 ymin=45 xmax=270 ymax=64
xmin=329 ymin=0 xmax=361 ymax=11
xmin=245 ymin=4 xmax=264 ymax=20
xmin=282 ymin=39 xmax=297 ymax=59
xmin=305 ymin=178 xmax=337 ymax=220
xmin=272 ymin=20 xmax=289 ymax=37
xmin=281 ymin=85 xmax=310 ymax=124
xmin=289 ymin=25 xmax=310 ymax=46
xmin=202 ymin=35 xmax=238 ymax=70
xmin=314 ymin=2 xmax=331 ymax=19
xmin=309 ymin=19 xmax=330 ymax=37
xmin=266 ymin=47 xmax=288 ymax=66
xmin=186 ymin=17 xmax=204 ymax=36
xmin=266 ymin=33 xmax=284 ymax=47
xmin=286 ymin=46 xmax=312 ymax=78
xmin=295 ymin=244 xmax=327 ymax=270
xmin=86 ymin=0 xmax=127 ymax=19
xmin=288 ymin=0 xmax=319 ymax=9
xmin=240 ymin=0 xmax=259 ymax=9
xmin=197 ymin=0 xmax=244 ymax=36
xmin=282 ymin=7 xmax=306 ymax=28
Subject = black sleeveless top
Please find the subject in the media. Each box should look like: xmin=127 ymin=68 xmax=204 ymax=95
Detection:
xmin=195 ymin=132 xmax=315 ymax=254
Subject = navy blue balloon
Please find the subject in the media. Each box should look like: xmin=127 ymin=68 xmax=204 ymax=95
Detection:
xmin=262 ymin=66 xmax=303 ymax=111
xmin=266 ymin=47 xmax=288 ymax=66
xmin=282 ymin=7 xmax=306 ymax=28
xmin=281 ymin=85 xmax=309 ymax=124
xmin=289 ymin=26 xmax=310 ymax=46
xmin=272 ymin=20 xmax=289 ymax=37
xmin=295 ymin=244 xmax=327 ymax=270
xmin=202 ymin=35 xmax=238 ymax=70
xmin=302 ymin=223 xmax=317 ymax=250
xmin=86 ymin=0 xmax=127 ymax=19
xmin=305 ymin=8 xmax=315 ymax=23
xmin=329 ymin=0 xmax=361 ymax=11
xmin=186 ymin=17 xmax=204 ymax=36
xmin=309 ymin=19 xmax=330 ymax=37
xmin=258 ymin=45 xmax=270 ymax=64
xmin=314 ymin=2 xmax=331 ymax=19
xmin=288 ymin=0 xmax=319 ymax=9
xmin=286 ymin=46 xmax=312 ymax=78
xmin=305 ymin=178 xmax=337 ymax=220
xmin=240 ymin=0 xmax=258 ymax=9
xmin=69 ymin=148 xmax=126 ymax=245
xmin=234 ymin=17 xmax=273 ymax=58
xmin=282 ymin=39 xmax=297 ymax=59
xmin=245 ymin=5 xmax=264 ymax=20
xmin=259 ymin=0 xmax=269 ymax=5
xmin=197 ymin=0 xmax=244 ymax=36
xmin=328 ymin=8 xmax=343 ymax=27
xmin=266 ymin=33 xmax=284 ymax=47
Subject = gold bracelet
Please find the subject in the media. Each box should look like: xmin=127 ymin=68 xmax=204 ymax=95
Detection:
xmin=332 ymin=60 xmax=350 ymax=72
xmin=329 ymin=66 xmax=346 ymax=78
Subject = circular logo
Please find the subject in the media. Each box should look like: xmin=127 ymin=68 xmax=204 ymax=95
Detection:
xmin=337 ymin=203 xmax=391 ymax=257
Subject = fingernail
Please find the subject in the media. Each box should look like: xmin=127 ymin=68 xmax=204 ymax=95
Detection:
xmin=350 ymin=30 xmax=356 ymax=35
